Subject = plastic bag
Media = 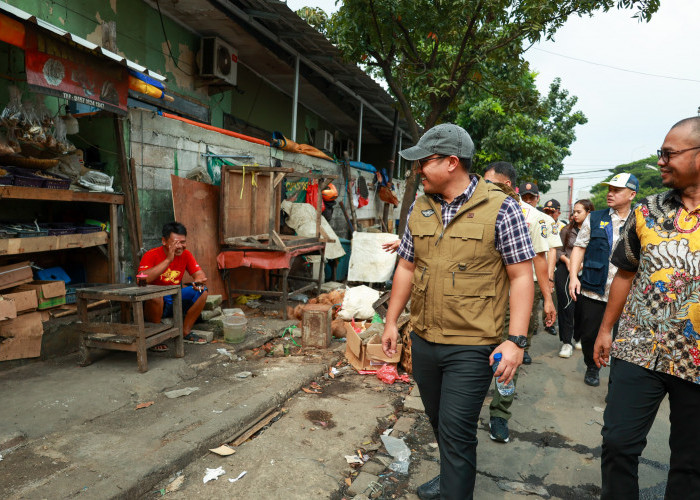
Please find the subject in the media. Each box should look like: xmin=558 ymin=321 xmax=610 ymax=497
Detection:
xmin=376 ymin=364 xmax=410 ymax=384
xmin=305 ymin=181 xmax=325 ymax=212
xmin=337 ymin=285 xmax=380 ymax=320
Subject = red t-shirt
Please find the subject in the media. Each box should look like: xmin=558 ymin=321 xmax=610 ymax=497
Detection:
xmin=138 ymin=246 xmax=202 ymax=286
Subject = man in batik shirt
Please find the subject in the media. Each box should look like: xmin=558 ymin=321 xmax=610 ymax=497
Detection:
xmin=593 ymin=117 xmax=700 ymax=499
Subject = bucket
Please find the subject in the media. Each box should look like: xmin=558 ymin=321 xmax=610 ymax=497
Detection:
xmin=223 ymin=316 xmax=247 ymax=344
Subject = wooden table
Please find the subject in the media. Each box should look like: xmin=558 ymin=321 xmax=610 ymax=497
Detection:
xmin=217 ymin=241 xmax=326 ymax=319
xmin=77 ymin=284 xmax=184 ymax=373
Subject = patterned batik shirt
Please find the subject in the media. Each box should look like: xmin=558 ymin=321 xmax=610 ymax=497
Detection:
xmin=610 ymin=190 xmax=700 ymax=384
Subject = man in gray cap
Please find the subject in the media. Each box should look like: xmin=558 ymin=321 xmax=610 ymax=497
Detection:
xmin=382 ymin=124 xmax=536 ymax=500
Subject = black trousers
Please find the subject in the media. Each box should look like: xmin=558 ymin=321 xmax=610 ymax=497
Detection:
xmin=601 ymin=358 xmax=700 ymax=499
xmin=574 ymin=294 xmax=606 ymax=369
xmin=554 ymin=262 xmax=575 ymax=344
xmin=411 ymin=332 xmax=495 ymax=500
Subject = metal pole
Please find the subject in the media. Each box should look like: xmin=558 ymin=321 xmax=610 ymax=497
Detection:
xmin=398 ymin=135 xmax=403 ymax=178
xmin=291 ymin=55 xmax=300 ymax=142
xmin=357 ymin=101 xmax=363 ymax=162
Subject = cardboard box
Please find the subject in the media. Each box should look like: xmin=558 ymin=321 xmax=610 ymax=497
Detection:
xmin=0 ymin=311 xmax=44 ymax=361
xmin=1 ymin=289 xmax=39 ymax=313
xmin=0 ymin=261 xmax=33 ymax=291
xmin=0 ymin=298 xmax=17 ymax=321
xmin=16 ymin=281 xmax=66 ymax=310
xmin=345 ymin=322 xmax=402 ymax=372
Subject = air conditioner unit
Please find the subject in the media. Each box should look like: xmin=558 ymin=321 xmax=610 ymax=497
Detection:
xmin=199 ymin=37 xmax=238 ymax=86
xmin=314 ymin=130 xmax=333 ymax=152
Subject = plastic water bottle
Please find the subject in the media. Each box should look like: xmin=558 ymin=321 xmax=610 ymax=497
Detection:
xmin=493 ymin=353 xmax=515 ymax=396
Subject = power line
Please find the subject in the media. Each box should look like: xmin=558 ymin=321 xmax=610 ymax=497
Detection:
xmin=532 ymin=47 xmax=700 ymax=83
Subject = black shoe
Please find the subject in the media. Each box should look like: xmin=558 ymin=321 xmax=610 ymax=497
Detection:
xmin=416 ymin=474 xmax=440 ymax=500
xmin=545 ymin=326 xmax=557 ymax=336
xmin=489 ymin=416 xmax=510 ymax=443
xmin=584 ymin=367 xmax=600 ymax=387
xmin=522 ymin=351 xmax=532 ymax=365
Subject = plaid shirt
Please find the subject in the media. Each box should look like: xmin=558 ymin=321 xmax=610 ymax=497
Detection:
xmin=397 ymin=176 xmax=535 ymax=265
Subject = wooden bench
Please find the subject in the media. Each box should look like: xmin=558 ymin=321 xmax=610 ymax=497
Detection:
xmin=77 ymin=284 xmax=184 ymax=372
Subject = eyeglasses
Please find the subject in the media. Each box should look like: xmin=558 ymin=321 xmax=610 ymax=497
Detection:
xmin=416 ymin=154 xmax=448 ymax=169
xmin=656 ymin=146 xmax=700 ymax=163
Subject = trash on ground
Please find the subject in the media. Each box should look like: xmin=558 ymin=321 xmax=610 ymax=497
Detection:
xmin=203 ymin=466 xmax=225 ymax=483
xmin=164 ymin=387 xmax=199 ymax=399
xmin=235 ymin=371 xmax=252 ymax=378
xmin=345 ymin=455 xmax=364 ymax=465
xmin=302 ymin=386 xmax=322 ymax=394
xmin=289 ymin=293 xmax=309 ymax=303
xmin=217 ymin=348 xmax=234 ymax=360
xmin=235 ymin=294 xmax=261 ymax=305
xmin=165 ymin=475 xmax=184 ymax=493
xmin=228 ymin=471 xmax=247 ymax=483
xmin=380 ymin=435 xmax=411 ymax=474
xmin=376 ymin=364 xmax=410 ymax=384
xmin=382 ymin=428 xmax=393 ymax=436
xmin=135 ymin=401 xmax=154 ymax=410
xmin=209 ymin=445 xmax=236 ymax=456
xmin=337 ymin=285 xmax=380 ymax=320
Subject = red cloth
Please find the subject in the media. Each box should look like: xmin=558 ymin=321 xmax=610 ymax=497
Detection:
xmin=138 ymin=246 xmax=202 ymax=285
xmin=217 ymin=244 xmax=325 ymax=270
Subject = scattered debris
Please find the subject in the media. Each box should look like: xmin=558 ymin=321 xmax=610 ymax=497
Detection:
xmin=164 ymin=387 xmax=199 ymax=399
xmin=380 ymin=435 xmax=411 ymax=474
xmin=376 ymin=364 xmax=410 ymax=385
xmin=165 ymin=475 xmax=184 ymax=493
xmin=202 ymin=466 xmax=225 ymax=483
xmin=217 ymin=348 xmax=234 ymax=360
xmin=229 ymin=409 xmax=280 ymax=446
xmin=235 ymin=371 xmax=252 ymax=379
xmin=228 ymin=471 xmax=247 ymax=483
xmin=135 ymin=401 xmax=154 ymax=410
xmin=345 ymin=455 xmax=365 ymax=465
xmin=209 ymin=445 xmax=236 ymax=456
xmin=302 ymin=387 xmax=322 ymax=394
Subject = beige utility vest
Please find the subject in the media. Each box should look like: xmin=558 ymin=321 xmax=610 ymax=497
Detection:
xmin=408 ymin=179 xmax=509 ymax=345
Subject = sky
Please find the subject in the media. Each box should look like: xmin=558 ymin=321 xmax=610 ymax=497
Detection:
xmin=286 ymin=0 xmax=700 ymax=197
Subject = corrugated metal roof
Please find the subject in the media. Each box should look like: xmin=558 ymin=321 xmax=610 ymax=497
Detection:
xmin=151 ymin=0 xmax=410 ymax=145
xmin=0 ymin=0 xmax=167 ymax=82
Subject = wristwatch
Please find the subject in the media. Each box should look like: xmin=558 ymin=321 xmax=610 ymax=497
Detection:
xmin=507 ymin=335 xmax=528 ymax=348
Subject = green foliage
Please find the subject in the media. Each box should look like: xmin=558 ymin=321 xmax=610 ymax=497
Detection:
xmin=326 ymin=0 xmax=658 ymax=139
xmin=589 ymin=155 xmax=666 ymax=210
xmin=457 ymin=59 xmax=587 ymax=191
xmin=296 ymin=7 xmax=329 ymax=35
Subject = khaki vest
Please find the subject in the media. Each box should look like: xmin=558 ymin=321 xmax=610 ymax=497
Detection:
xmin=408 ymin=178 xmax=509 ymax=345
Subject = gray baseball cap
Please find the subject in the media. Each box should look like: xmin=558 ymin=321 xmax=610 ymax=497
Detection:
xmin=399 ymin=123 xmax=475 ymax=161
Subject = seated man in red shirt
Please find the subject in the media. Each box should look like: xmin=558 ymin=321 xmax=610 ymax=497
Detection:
xmin=138 ymin=221 xmax=209 ymax=349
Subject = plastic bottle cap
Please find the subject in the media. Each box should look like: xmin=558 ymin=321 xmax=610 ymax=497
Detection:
xmin=493 ymin=353 xmax=502 ymax=361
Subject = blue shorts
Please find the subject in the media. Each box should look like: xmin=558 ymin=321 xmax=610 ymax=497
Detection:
xmin=162 ymin=285 xmax=206 ymax=318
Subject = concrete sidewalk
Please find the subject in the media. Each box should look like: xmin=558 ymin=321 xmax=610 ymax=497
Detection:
xmin=0 ymin=316 xmax=343 ymax=499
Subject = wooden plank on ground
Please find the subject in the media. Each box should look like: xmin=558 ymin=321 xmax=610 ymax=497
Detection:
xmin=171 ymin=175 xmax=226 ymax=298
xmin=229 ymin=409 xmax=280 ymax=446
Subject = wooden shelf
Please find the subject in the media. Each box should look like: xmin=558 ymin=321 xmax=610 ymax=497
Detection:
xmin=0 ymin=232 xmax=109 ymax=256
xmin=0 ymin=186 xmax=124 ymax=204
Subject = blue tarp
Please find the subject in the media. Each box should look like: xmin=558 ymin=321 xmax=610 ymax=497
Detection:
xmin=348 ymin=161 xmax=377 ymax=173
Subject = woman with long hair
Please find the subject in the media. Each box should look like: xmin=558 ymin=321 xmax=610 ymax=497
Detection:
xmin=555 ymin=199 xmax=594 ymax=357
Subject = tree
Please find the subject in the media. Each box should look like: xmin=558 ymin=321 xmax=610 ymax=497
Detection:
xmin=296 ymin=7 xmax=329 ymax=35
xmin=326 ymin=0 xmax=659 ymax=233
xmin=456 ymin=63 xmax=587 ymax=192
xmin=589 ymin=155 xmax=665 ymax=210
